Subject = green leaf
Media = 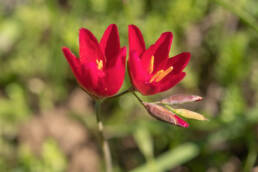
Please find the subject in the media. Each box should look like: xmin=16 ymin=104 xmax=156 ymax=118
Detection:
xmin=134 ymin=126 xmax=154 ymax=161
xmin=130 ymin=143 xmax=199 ymax=172
xmin=213 ymin=0 xmax=258 ymax=33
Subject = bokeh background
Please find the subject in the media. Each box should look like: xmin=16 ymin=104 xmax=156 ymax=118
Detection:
xmin=0 ymin=0 xmax=258 ymax=171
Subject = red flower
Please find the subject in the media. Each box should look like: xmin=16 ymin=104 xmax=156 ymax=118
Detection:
xmin=62 ymin=24 xmax=126 ymax=98
xmin=128 ymin=25 xmax=190 ymax=95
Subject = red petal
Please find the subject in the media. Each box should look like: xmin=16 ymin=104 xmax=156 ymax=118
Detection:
xmin=62 ymin=47 xmax=81 ymax=78
xmin=156 ymin=72 xmax=186 ymax=94
xmin=141 ymin=44 xmax=155 ymax=73
xmin=80 ymin=62 xmax=106 ymax=97
xmin=135 ymin=72 xmax=185 ymax=96
xmin=104 ymin=47 xmax=127 ymax=96
xmin=128 ymin=51 xmax=151 ymax=94
xmin=128 ymin=25 xmax=146 ymax=57
xmin=100 ymin=24 xmax=120 ymax=67
xmin=153 ymin=32 xmax=173 ymax=72
xmin=79 ymin=28 xmax=103 ymax=63
xmin=166 ymin=52 xmax=191 ymax=74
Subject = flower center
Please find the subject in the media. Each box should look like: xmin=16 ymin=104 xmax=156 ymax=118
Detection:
xmin=96 ymin=59 xmax=103 ymax=70
xmin=149 ymin=66 xmax=173 ymax=83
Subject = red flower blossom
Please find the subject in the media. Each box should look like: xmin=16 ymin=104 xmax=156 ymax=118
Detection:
xmin=128 ymin=25 xmax=191 ymax=95
xmin=62 ymin=24 xmax=126 ymax=98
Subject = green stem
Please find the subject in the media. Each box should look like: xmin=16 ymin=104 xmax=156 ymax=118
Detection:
xmin=132 ymin=91 xmax=145 ymax=106
xmin=107 ymin=87 xmax=134 ymax=100
xmin=95 ymin=101 xmax=112 ymax=172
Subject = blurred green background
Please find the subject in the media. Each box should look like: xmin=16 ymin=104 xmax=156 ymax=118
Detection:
xmin=0 ymin=0 xmax=258 ymax=171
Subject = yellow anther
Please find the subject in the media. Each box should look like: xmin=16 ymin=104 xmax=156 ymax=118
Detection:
xmin=149 ymin=66 xmax=173 ymax=83
xmin=96 ymin=59 xmax=103 ymax=70
xmin=148 ymin=56 xmax=155 ymax=74
xmin=150 ymin=70 xmax=164 ymax=83
xmin=155 ymin=66 xmax=173 ymax=82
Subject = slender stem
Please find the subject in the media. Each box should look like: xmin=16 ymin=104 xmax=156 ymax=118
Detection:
xmin=132 ymin=91 xmax=145 ymax=106
xmin=95 ymin=101 xmax=112 ymax=172
xmin=106 ymin=88 xmax=132 ymax=100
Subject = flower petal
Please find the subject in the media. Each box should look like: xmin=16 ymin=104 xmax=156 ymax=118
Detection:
xmin=128 ymin=51 xmax=152 ymax=94
xmin=80 ymin=62 xmax=106 ymax=97
xmin=156 ymin=72 xmax=186 ymax=94
xmin=141 ymin=44 xmax=156 ymax=73
xmin=128 ymin=25 xmax=146 ymax=57
xmin=153 ymin=32 xmax=173 ymax=72
xmin=62 ymin=47 xmax=81 ymax=78
xmin=166 ymin=52 xmax=191 ymax=74
xmin=104 ymin=47 xmax=127 ymax=96
xmin=100 ymin=24 xmax=120 ymax=67
xmin=79 ymin=28 xmax=103 ymax=63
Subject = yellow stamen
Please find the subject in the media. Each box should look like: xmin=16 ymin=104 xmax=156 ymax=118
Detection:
xmin=155 ymin=66 xmax=173 ymax=82
xmin=150 ymin=70 xmax=164 ymax=83
xmin=149 ymin=66 xmax=173 ymax=83
xmin=148 ymin=55 xmax=155 ymax=74
xmin=96 ymin=59 xmax=103 ymax=70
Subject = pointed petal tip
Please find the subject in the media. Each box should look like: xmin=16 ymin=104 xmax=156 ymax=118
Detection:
xmin=184 ymin=52 xmax=191 ymax=57
xmin=79 ymin=28 xmax=91 ymax=39
xmin=128 ymin=25 xmax=141 ymax=35
xmin=128 ymin=24 xmax=138 ymax=29
xmin=79 ymin=27 xmax=87 ymax=34
xmin=182 ymin=52 xmax=191 ymax=62
xmin=108 ymin=23 xmax=117 ymax=27
xmin=161 ymin=32 xmax=173 ymax=39
xmin=62 ymin=46 xmax=68 ymax=52
xmin=106 ymin=24 xmax=118 ymax=31
xmin=79 ymin=28 xmax=95 ymax=38
xmin=128 ymin=24 xmax=146 ymax=56
xmin=179 ymin=72 xmax=187 ymax=83
xmin=180 ymin=72 xmax=186 ymax=79
xmin=62 ymin=47 xmax=73 ymax=57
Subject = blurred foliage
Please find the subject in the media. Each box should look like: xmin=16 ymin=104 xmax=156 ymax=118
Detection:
xmin=0 ymin=0 xmax=258 ymax=171
xmin=18 ymin=139 xmax=67 ymax=172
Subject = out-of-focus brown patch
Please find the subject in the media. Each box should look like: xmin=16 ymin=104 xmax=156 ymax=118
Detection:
xmin=41 ymin=108 xmax=88 ymax=156
xmin=171 ymin=166 xmax=190 ymax=172
xmin=19 ymin=117 xmax=47 ymax=155
xmin=69 ymin=147 xmax=100 ymax=172
xmin=222 ymin=157 xmax=241 ymax=172
xmin=252 ymin=167 xmax=258 ymax=172
xmin=203 ymin=83 xmax=223 ymax=116
xmin=20 ymin=108 xmax=89 ymax=156
xmin=185 ymin=25 xmax=202 ymax=50
xmin=68 ymin=88 xmax=94 ymax=116
xmin=206 ymin=167 xmax=219 ymax=172
xmin=19 ymin=91 xmax=100 ymax=172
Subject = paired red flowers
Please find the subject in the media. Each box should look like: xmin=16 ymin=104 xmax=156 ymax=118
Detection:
xmin=62 ymin=24 xmax=190 ymax=98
